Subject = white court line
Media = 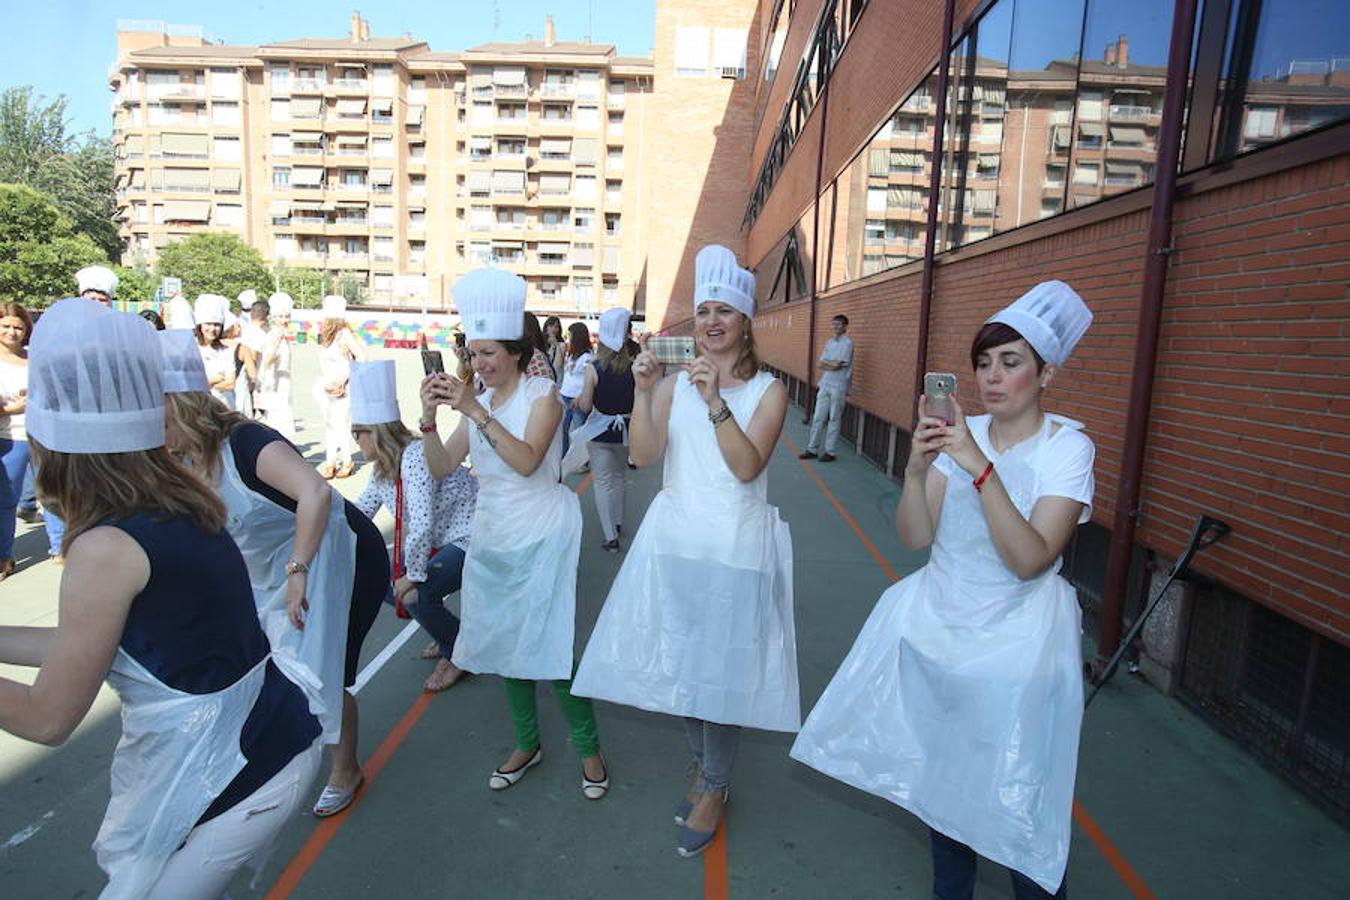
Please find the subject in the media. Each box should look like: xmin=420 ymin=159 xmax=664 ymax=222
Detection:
xmin=351 ymin=620 xmax=420 ymax=695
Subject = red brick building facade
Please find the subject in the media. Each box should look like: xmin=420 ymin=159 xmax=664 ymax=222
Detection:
xmin=646 ymin=0 xmax=1348 ymax=806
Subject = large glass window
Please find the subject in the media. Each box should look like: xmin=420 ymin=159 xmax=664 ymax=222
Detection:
xmin=1211 ymin=0 xmax=1350 ymax=160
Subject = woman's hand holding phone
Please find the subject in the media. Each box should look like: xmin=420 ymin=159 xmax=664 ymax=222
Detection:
xmin=907 ymin=395 xmax=951 ymax=476
xmin=632 ymin=334 xmax=661 ymax=393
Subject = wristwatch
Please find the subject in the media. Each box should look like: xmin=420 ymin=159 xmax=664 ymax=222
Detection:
xmin=284 ymin=557 xmax=310 ymax=576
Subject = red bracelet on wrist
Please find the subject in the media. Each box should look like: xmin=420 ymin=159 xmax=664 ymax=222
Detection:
xmin=973 ymin=462 xmax=995 ymax=493
xmin=419 ymin=421 xmax=438 ymax=434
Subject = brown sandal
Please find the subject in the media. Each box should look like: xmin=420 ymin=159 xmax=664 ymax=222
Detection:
xmin=0 ymin=559 xmax=15 ymax=581
xmin=423 ymin=659 xmax=466 ymax=693
xmin=318 ymin=460 xmax=337 ymax=479
xmin=335 ymin=460 xmax=356 ymax=479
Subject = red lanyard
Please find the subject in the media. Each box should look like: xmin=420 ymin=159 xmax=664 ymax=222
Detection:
xmin=391 ymin=476 xmax=410 ymax=618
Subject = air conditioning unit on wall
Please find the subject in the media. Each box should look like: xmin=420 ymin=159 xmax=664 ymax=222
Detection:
xmin=718 ymin=66 xmax=746 ymax=80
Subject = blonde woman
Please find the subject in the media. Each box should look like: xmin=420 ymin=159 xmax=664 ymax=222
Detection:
xmin=569 ymin=306 xmax=635 ymax=552
xmin=349 ymin=360 xmax=478 ymax=693
xmin=258 ymin=292 xmax=297 ymax=439
xmin=421 ymin=268 xmax=608 ymax=799
xmin=159 ymin=330 xmax=389 ymax=819
xmin=0 ymin=300 xmax=322 ymax=897
xmin=573 ymin=245 xmax=797 ymax=857
xmin=314 ymin=294 xmax=366 ymax=479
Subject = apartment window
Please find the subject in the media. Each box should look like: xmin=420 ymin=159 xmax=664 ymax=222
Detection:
xmin=271 ymin=133 xmax=292 ymax=157
xmin=372 ymin=64 xmax=395 ymax=96
xmin=498 ymin=137 xmax=527 ymax=157
xmin=574 ymin=276 xmax=595 ymax=310
xmin=1073 ymin=162 xmax=1100 ymax=186
xmin=342 ymin=169 xmax=366 ymax=188
xmin=372 ymin=136 xmax=393 ymax=159
xmin=539 ymin=138 xmax=570 ymax=160
xmin=162 ymin=132 xmax=209 ymax=159
xmin=270 ymin=65 xmax=291 ymax=93
xmin=213 ymin=135 xmax=241 ymax=161
xmin=272 ymin=166 xmax=291 ymax=188
xmin=496 ymin=207 xmax=526 ymax=228
xmin=607 ymin=111 xmax=625 ymax=136
xmin=471 ymin=102 xmax=494 ymax=127
xmin=540 ymin=208 xmax=570 ymax=228
xmin=469 ymin=204 xmax=492 ymax=230
xmin=605 ymin=179 xmax=623 ymax=203
xmin=605 ymin=213 xmax=620 ymax=236
xmin=147 ymin=104 xmax=179 ymax=125
xmin=372 ymin=237 xmax=393 ymax=261
xmin=713 ymin=28 xmax=748 ymax=79
xmin=576 ymin=70 xmax=602 ymax=101
xmin=543 ymin=104 xmax=573 ymax=122
xmin=211 ymin=101 xmax=240 ymax=126
xmin=409 ymin=240 xmax=426 ymax=264
xmin=497 ymin=102 xmax=526 ymax=122
xmin=216 ymin=203 xmax=243 ymax=227
xmin=372 ymin=98 xmax=394 ymax=123
xmin=372 ymin=205 xmax=395 ymax=227
xmin=675 ymin=27 xmax=710 ymax=77
xmin=575 ymin=175 xmax=597 ymax=201
xmin=409 ymin=209 xmax=426 ymax=231
xmin=538 ymin=245 xmax=567 ymax=266
xmin=539 ymin=173 xmax=571 ymax=195
xmin=573 ymin=208 xmax=595 ymax=233
xmin=271 ymin=98 xmax=290 ymax=122
xmin=409 ymin=76 xmax=427 ymax=101
xmin=606 ymin=146 xmax=623 ymax=170
xmin=576 ymin=105 xmax=600 ymax=128
xmin=212 ymin=168 xmax=242 ymax=194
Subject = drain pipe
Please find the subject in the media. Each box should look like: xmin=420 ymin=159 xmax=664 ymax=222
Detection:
xmin=1093 ymin=0 xmax=1200 ymax=674
xmin=804 ymin=63 xmax=831 ymax=412
xmin=910 ymin=0 xmax=956 ymax=427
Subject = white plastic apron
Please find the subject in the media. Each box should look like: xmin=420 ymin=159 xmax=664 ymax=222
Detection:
xmin=93 ymin=651 xmax=266 ymax=900
xmin=256 ymin=337 xmax=295 ymax=438
xmin=559 ymin=409 xmax=626 ymax=477
xmin=217 ymin=438 xmax=355 ymax=741
xmin=790 ymin=415 xmax=1086 ymax=893
xmin=573 ymin=372 xmax=800 ymax=732
xmin=200 ymin=344 xmax=236 ymax=409
xmin=453 ymin=376 xmax=581 ymax=681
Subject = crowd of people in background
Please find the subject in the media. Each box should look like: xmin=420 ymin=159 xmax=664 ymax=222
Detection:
xmin=0 ymin=251 xmax=1096 ymax=900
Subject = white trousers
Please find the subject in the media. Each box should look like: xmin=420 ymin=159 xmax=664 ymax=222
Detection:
xmin=259 ymin=391 xmax=296 ymax=441
xmin=314 ymin=387 xmax=353 ymax=465
xmin=589 ymin=442 xmax=628 ymax=542
xmin=146 ymin=740 xmax=322 ymax=900
xmin=807 ymin=384 xmax=847 ymax=454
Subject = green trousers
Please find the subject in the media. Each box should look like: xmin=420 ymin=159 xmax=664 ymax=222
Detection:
xmin=503 ymin=676 xmax=601 ymax=758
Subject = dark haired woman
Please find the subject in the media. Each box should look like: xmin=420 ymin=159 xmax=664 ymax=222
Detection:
xmin=0 ymin=301 xmax=32 ymax=579
xmin=421 ymin=268 xmax=608 ymax=800
xmin=574 ymin=245 xmax=798 ymax=857
xmin=193 ymin=293 xmax=237 ymax=408
xmin=349 ymin=360 xmax=478 ymax=693
xmin=568 ymin=306 xmax=635 ymax=552
xmin=0 ymin=301 xmax=322 ymax=897
xmin=543 ymin=314 xmax=566 ymax=382
xmin=791 ymin=282 xmax=1095 ymax=898
xmin=558 ymin=321 xmax=594 ymax=458
xmin=159 ymin=329 xmax=389 ymax=820
xmin=523 ymin=311 xmax=557 ymax=382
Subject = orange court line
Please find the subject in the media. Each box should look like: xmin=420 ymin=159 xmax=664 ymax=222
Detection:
xmin=266 ymin=692 xmax=435 ymax=899
xmin=783 ymin=435 xmax=1156 ymax=899
xmin=703 ymin=824 xmax=730 ymax=900
xmin=268 ymin=473 xmax=593 ymax=898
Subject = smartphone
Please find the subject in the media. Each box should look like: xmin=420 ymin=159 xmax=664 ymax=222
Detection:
xmin=648 ymin=335 xmax=697 ymax=366
xmin=421 ymin=349 xmax=445 ymax=376
xmin=924 ymin=372 xmax=957 ymax=425
xmin=453 ymin=332 xmax=466 ymax=349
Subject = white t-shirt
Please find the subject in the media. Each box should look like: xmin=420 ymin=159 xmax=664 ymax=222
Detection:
xmin=0 ymin=358 xmax=28 ymax=441
xmin=560 ymin=351 xmax=594 ymax=397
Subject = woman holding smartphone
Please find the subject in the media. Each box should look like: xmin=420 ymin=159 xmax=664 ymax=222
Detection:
xmin=567 ymin=306 xmax=635 ymax=552
xmin=573 ymin=245 xmax=798 ymax=857
xmin=0 ymin=301 xmax=322 ymax=897
xmin=791 ymin=281 xmax=1095 ymax=899
xmin=558 ymin=321 xmax=594 ymax=458
xmin=420 ymin=268 xmax=607 ymax=799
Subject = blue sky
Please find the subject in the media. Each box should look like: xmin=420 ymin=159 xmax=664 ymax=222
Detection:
xmin=3 ymin=1 xmax=657 ymax=137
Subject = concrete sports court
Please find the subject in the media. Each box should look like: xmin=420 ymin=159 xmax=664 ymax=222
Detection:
xmin=1 ymin=345 xmax=1345 ymax=898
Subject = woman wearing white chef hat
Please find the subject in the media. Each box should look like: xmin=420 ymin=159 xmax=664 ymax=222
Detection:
xmin=313 ymin=294 xmax=365 ymax=479
xmin=193 ymin=293 xmax=237 ymax=408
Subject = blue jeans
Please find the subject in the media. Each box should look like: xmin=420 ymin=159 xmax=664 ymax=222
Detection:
xmin=0 ymin=438 xmax=30 ymax=559
xmin=930 ymin=829 xmax=1067 ymax=900
xmin=407 ymin=544 xmax=466 ymax=662
xmin=683 ymin=718 xmax=741 ymax=791
xmin=560 ymin=396 xmax=579 ymax=458
xmin=44 ymin=508 xmax=65 ymax=556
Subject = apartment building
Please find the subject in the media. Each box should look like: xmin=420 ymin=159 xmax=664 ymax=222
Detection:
xmin=720 ymin=0 xmax=1348 ymax=815
xmin=108 ymin=15 xmax=653 ymax=315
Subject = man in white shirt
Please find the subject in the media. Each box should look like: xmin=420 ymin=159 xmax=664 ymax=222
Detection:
xmin=800 ymin=314 xmax=853 ymax=463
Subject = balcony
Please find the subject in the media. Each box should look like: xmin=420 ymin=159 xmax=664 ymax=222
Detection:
xmin=540 ymin=83 xmax=575 ymax=99
xmin=292 ymin=78 xmax=326 ymax=94
xmin=606 ymin=94 xmax=626 ymax=110
xmin=333 ymin=78 xmax=369 ymax=93
xmin=1108 ymin=104 xmax=1156 ymax=121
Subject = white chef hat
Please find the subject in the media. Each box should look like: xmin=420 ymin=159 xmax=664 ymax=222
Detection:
xmin=76 ymin=265 xmax=119 ymax=298
xmin=453 ymin=268 xmax=526 ymax=341
xmin=237 ymin=289 xmax=258 ymax=310
xmin=322 ymin=294 xmax=347 ymax=317
xmin=349 ymin=360 xmax=400 ymax=426
xmin=159 ymin=328 xmax=210 ymax=394
xmin=268 ymin=291 xmax=295 ymax=317
xmin=693 ymin=244 xmax=755 ymax=318
xmin=164 ymin=294 xmax=195 ymax=330
xmin=597 ymin=307 xmax=631 ymax=352
xmin=193 ymin=294 xmax=228 ymax=326
xmin=27 ymin=300 xmax=165 ymax=453
xmin=986 ymin=280 xmax=1093 ymax=367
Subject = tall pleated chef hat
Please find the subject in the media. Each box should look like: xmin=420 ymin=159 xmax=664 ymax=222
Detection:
xmin=349 ymin=360 xmax=400 ymax=426
xmin=597 ymin=307 xmax=631 ymax=352
xmin=193 ymin=294 xmax=229 ymax=326
xmin=237 ymin=289 xmax=258 ymax=310
xmin=986 ymin=280 xmax=1092 ymax=367
xmin=159 ymin=328 xmax=210 ymax=394
xmin=76 ymin=265 xmax=118 ymax=298
xmin=322 ymin=294 xmax=347 ymax=317
xmin=452 ymin=268 xmax=526 ymax=341
xmin=693 ymin=244 xmax=756 ymax=319
xmin=27 ymin=299 xmax=165 ymax=453
xmin=163 ymin=294 xmax=194 ymax=330
xmin=268 ymin=291 xmax=295 ymax=317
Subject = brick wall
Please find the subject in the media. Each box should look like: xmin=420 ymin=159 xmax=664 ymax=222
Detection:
xmin=755 ymin=154 xmax=1350 ymax=643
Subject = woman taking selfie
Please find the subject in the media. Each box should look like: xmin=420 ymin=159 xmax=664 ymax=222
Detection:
xmin=0 ymin=300 xmax=322 ymax=897
xmin=573 ymin=245 xmax=798 ymax=857
xmin=420 ymin=268 xmax=608 ymax=800
xmin=349 ymin=359 xmax=478 ymax=693
xmin=791 ymin=281 xmax=1095 ymax=899
xmin=159 ymin=329 xmax=389 ymax=820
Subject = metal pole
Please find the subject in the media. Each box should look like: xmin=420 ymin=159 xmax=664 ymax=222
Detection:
xmin=1093 ymin=0 xmax=1201 ymax=674
xmin=910 ymin=0 xmax=957 ymax=428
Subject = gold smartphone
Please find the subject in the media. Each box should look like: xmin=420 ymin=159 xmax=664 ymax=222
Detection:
xmin=648 ymin=336 xmax=697 ymax=365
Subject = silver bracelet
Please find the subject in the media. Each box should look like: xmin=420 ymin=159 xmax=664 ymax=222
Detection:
xmin=708 ymin=403 xmax=733 ymax=426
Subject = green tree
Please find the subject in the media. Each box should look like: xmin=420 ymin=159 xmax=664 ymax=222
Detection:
xmin=157 ymin=232 xmax=272 ymax=302
xmin=0 ymin=183 xmax=104 ymax=306
xmin=0 ymin=87 xmax=120 ymax=259
xmin=273 ymin=264 xmax=327 ymax=309
xmin=112 ymin=264 xmax=156 ymax=305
